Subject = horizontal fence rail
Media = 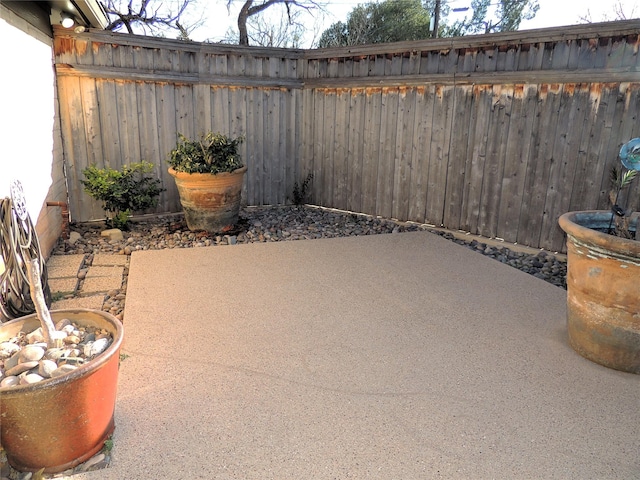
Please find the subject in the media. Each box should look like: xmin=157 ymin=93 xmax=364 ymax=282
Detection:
xmin=53 ymin=20 xmax=640 ymax=251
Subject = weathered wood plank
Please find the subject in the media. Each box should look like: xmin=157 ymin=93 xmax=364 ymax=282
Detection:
xmin=551 ymin=40 xmax=571 ymax=69
xmin=311 ymin=89 xmax=326 ymax=207
xmin=78 ymin=78 xmax=103 ymax=168
xmin=376 ymin=87 xmax=398 ymax=218
xmin=404 ymin=51 xmax=421 ymax=75
xmin=90 ymin=40 xmax=113 ymax=67
xmin=622 ymin=86 xmax=640 ymax=212
xmin=193 ymin=84 xmax=212 ymax=135
xmin=175 ymin=84 xmax=195 ymax=142
xmin=538 ymin=84 xmax=588 ymax=251
xmin=265 ymin=88 xmax=281 ymax=204
xmin=442 ymin=85 xmax=473 ymax=230
xmin=361 ymin=88 xmax=382 ymax=215
xmin=95 ymin=79 xmax=121 ymax=168
xmin=564 ymin=83 xmax=614 ymax=215
xmin=390 ymin=87 xmax=415 ymax=221
xmin=155 ymin=83 xmax=180 ymax=212
xmin=478 ymin=85 xmax=513 ymax=239
xmin=210 ymin=86 xmax=228 ymax=134
xmin=517 ymin=84 xmax=563 ymax=247
xmin=460 ymin=84 xmax=491 ymax=232
xmin=408 ymin=85 xmax=435 ymax=223
xmin=285 ymin=89 xmax=299 ymax=206
xmin=56 ymin=76 xmax=91 ymax=221
xmin=248 ymin=87 xmax=265 ymax=205
xmin=135 ymin=81 xmax=169 ymax=213
xmin=320 ymin=89 xmax=336 ymax=207
xmin=425 ymin=85 xmax=454 ymax=225
xmin=347 ymin=88 xmax=365 ymax=213
xmin=333 ymin=89 xmax=350 ymax=211
xmin=299 ymin=87 xmax=315 ymax=205
xmin=496 ymin=84 xmax=537 ymax=243
xmin=115 ymin=81 xmax=141 ymax=166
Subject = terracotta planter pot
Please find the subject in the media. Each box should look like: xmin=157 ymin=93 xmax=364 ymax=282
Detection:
xmin=0 ymin=309 xmax=123 ymax=473
xmin=168 ymin=166 xmax=247 ymax=233
xmin=558 ymin=211 xmax=640 ymax=374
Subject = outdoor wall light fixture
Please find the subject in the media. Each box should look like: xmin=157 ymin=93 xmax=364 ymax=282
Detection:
xmin=60 ymin=12 xmax=75 ymax=28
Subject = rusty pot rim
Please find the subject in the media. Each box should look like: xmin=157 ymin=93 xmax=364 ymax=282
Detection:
xmin=558 ymin=210 xmax=640 ymax=258
xmin=0 ymin=308 xmax=124 ymax=397
xmin=168 ymin=166 xmax=247 ymax=178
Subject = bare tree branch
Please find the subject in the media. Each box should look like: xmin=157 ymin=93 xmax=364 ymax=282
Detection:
xmin=100 ymin=0 xmax=198 ymax=37
xmin=231 ymin=0 xmax=323 ymax=45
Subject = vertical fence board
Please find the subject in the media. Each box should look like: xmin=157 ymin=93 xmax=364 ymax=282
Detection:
xmin=175 ymin=85 xmax=194 ymax=143
xmin=265 ymin=88 xmax=279 ymax=205
xmin=361 ymin=88 xmax=382 ymax=215
xmin=312 ymin=90 xmax=326 ymax=206
xmin=333 ymin=89 xmax=350 ymax=211
xmin=95 ymin=79 xmax=121 ymax=168
xmin=376 ymin=87 xmax=398 ymax=218
xmin=277 ymin=89 xmax=288 ymax=205
xmin=392 ymin=87 xmax=416 ymax=221
xmin=408 ymin=86 xmax=434 ymax=223
xmin=518 ymin=84 xmax=563 ymax=247
xmin=57 ymin=76 xmax=92 ymax=221
xmin=460 ymin=85 xmax=488 ymax=232
xmin=79 ymin=78 xmax=103 ymax=168
xmin=425 ymin=85 xmax=454 ymax=225
xmin=156 ymin=83 xmax=180 ymax=212
xmin=194 ymin=84 xmax=212 ymax=135
xmin=478 ymin=85 xmax=513 ymax=238
xmin=116 ymin=81 xmax=141 ymax=165
xmin=539 ymin=84 xmax=586 ymax=251
xmin=300 ymin=88 xmax=315 ymax=204
xmin=443 ymin=86 xmax=473 ymax=229
xmin=497 ymin=84 xmax=537 ymax=243
xmin=347 ymin=89 xmax=365 ymax=213
xmin=136 ymin=81 xmax=170 ymax=213
xmin=286 ymin=89 xmax=299 ymax=205
xmin=596 ymin=84 xmax=629 ymax=209
xmin=321 ymin=90 xmax=336 ymax=207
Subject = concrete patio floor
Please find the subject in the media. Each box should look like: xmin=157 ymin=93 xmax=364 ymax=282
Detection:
xmin=78 ymin=230 xmax=638 ymax=479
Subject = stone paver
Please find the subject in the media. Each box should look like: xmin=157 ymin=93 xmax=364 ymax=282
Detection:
xmin=46 ymin=254 xmax=85 ymax=278
xmin=51 ymin=295 xmax=105 ymax=311
xmin=92 ymin=255 xmax=128 ymax=267
xmin=48 ymin=278 xmax=78 ymax=295
xmin=82 ymin=266 xmax=124 ymax=294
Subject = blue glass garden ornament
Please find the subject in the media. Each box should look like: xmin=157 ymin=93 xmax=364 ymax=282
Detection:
xmin=619 ymin=137 xmax=640 ymax=171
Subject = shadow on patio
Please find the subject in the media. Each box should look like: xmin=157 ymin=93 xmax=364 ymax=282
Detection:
xmin=76 ymin=230 xmax=637 ymax=479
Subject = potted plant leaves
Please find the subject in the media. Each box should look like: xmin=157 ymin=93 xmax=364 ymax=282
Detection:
xmin=558 ymin=138 xmax=640 ymax=374
xmin=167 ymin=132 xmax=247 ymax=233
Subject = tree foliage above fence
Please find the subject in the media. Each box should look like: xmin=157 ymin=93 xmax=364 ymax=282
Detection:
xmin=53 ymin=20 xmax=640 ymax=251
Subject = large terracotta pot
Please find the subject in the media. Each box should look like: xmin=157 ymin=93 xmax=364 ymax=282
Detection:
xmin=558 ymin=211 xmax=640 ymax=374
xmin=168 ymin=166 xmax=247 ymax=233
xmin=0 ymin=309 xmax=123 ymax=473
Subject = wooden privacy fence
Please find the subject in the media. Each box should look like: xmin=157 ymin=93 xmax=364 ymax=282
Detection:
xmin=53 ymin=20 xmax=640 ymax=252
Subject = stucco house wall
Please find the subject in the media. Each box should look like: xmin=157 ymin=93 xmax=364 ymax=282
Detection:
xmin=1 ymin=1 xmax=106 ymax=260
xmin=1 ymin=3 xmax=65 ymax=258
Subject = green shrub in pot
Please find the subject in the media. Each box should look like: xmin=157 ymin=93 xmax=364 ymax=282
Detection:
xmin=167 ymin=132 xmax=244 ymax=174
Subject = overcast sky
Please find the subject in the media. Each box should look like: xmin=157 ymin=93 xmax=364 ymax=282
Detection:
xmin=186 ymin=0 xmax=639 ymax=46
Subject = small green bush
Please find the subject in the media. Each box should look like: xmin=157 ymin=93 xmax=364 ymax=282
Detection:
xmin=290 ymin=173 xmax=314 ymax=206
xmin=82 ymin=161 xmax=165 ymax=229
xmin=167 ymin=132 xmax=244 ymax=174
